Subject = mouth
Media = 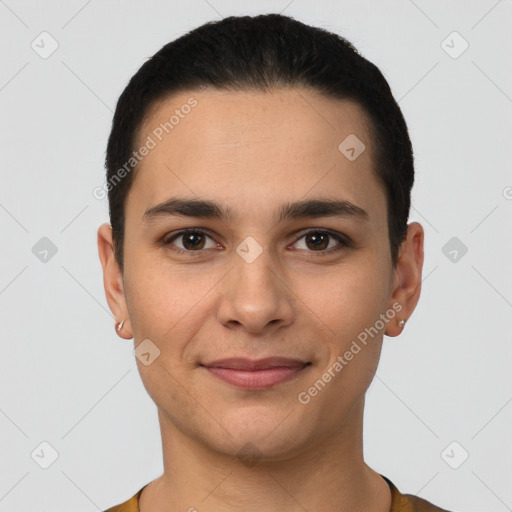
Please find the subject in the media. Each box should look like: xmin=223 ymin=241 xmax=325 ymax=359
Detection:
xmin=200 ymin=357 xmax=312 ymax=390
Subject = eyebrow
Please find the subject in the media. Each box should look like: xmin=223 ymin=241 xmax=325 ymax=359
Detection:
xmin=142 ymin=197 xmax=369 ymax=225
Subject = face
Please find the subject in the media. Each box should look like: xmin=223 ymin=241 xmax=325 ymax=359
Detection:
xmin=99 ymin=87 xmax=422 ymax=462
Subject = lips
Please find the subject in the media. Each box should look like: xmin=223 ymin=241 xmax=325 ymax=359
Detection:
xmin=202 ymin=357 xmax=307 ymax=370
xmin=201 ymin=357 xmax=311 ymax=389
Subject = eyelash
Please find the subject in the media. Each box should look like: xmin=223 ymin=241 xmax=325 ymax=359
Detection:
xmin=162 ymin=228 xmax=351 ymax=257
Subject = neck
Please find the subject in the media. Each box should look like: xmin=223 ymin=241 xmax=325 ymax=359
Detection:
xmin=140 ymin=397 xmax=391 ymax=512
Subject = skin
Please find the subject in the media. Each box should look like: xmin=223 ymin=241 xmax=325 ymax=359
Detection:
xmin=98 ymin=87 xmax=424 ymax=512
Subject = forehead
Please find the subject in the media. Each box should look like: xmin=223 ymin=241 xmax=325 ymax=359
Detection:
xmin=127 ymin=87 xmax=385 ymax=225
xmin=137 ymin=87 xmax=373 ymax=158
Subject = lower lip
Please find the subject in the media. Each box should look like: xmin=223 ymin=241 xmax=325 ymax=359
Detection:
xmin=204 ymin=364 xmax=310 ymax=390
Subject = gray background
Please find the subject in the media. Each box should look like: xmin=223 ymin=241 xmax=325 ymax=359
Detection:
xmin=1 ymin=0 xmax=511 ymax=510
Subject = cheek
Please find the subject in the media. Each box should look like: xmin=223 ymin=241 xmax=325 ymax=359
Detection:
xmin=135 ymin=354 xmax=209 ymax=440
xmin=122 ymin=251 xmax=181 ymax=341
xmin=295 ymin=255 xmax=391 ymax=342
xmin=122 ymin=251 xmax=219 ymax=355
xmin=293 ymin=259 xmax=389 ymax=423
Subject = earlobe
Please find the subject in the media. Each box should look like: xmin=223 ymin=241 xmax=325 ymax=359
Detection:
xmin=385 ymin=222 xmax=424 ymax=338
xmin=385 ymin=313 xmax=407 ymax=338
xmin=115 ymin=319 xmax=132 ymax=340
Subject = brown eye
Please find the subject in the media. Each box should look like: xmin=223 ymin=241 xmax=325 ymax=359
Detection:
xmin=304 ymin=232 xmax=329 ymax=250
xmin=165 ymin=230 xmax=218 ymax=252
xmin=163 ymin=228 xmax=349 ymax=256
xmin=293 ymin=230 xmax=348 ymax=253
xmin=181 ymin=232 xmax=206 ymax=250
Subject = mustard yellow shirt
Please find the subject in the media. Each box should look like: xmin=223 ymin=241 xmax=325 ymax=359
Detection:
xmin=103 ymin=474 xmax=453 ymax=511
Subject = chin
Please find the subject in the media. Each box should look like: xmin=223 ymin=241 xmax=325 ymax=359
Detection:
xmin=202 ymin=406 xmax=313 ymax=462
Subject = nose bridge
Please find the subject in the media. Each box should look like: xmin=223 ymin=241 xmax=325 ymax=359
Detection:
xmin=233 ymin=237 xmax=282 ymax=306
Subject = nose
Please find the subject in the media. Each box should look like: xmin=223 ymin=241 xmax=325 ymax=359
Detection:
xmin=215 ymin=244 xmax=294 ymax=335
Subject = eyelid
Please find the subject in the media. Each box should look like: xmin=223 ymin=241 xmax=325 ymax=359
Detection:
xmin=163 ymin=227 xmax=351 ymax=254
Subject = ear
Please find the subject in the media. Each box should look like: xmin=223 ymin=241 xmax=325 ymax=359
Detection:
xmin=97 ymin=223 xmax=132 ymax=339
xmin=385 ymin=222 xmax=424 ymax=337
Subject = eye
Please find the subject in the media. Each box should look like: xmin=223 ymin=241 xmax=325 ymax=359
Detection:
xmin=163 ymin=228 xmax=350 ymax=256
xmin=291 ymin=229 xmax=349 ymax=254
xmin=164 ymin=229 xmax=220 ymax=253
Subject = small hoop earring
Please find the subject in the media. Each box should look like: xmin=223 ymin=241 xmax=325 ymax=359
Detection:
xmin=398 ymin=319 xmax=405 ymax=330
xmin=117 ymin=320 xmax=124 ymax=332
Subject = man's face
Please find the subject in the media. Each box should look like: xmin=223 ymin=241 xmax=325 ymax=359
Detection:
xmin=121 ymin=88 xmax=397 ymax=459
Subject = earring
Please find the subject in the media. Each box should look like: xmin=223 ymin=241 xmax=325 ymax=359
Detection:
xmin=116 ymin=320 xmax=124 ymax=332
xmin=398 ymin=319 xmax=405 ymax=330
